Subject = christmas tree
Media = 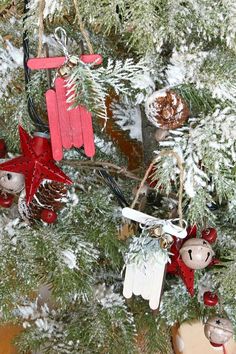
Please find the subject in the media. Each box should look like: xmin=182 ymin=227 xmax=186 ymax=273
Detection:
xmin=0 ymin=1 xmax=236 ymax=353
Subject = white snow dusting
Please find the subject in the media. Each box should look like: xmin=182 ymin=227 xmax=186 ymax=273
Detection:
xmin=94 ymin=283 xmax=124 ymax=309
xmin=61 ymin=249 xmax=78 ymax=269
xmin=44 ymin=0 xmax=63 ymax=18
xmin=112 ymin=99 xmax=143 ymax=142
xmin=0 ymin=39 xmax=23 ymax=97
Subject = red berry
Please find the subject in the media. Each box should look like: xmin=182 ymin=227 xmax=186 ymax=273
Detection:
xmin=0 ymin=139 xmax=7 ymax=158
xmin=203 ymin=291 xmax=218 ymax=307
xmin=40 ymin=209 xmax=57 ymax=224
xmin=0 ymin=193 xmax=14 ymax=208
xmin=202 ymin=228 xmax=217 ymax=244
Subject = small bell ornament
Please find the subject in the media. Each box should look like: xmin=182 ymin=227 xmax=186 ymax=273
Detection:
xmin=0 ymin=171 xmax=25 ymax=194
xmin=179 ymin=238 xmax=214 ymax=270
xmin=204 ymin=317 xmax=233 ymax=346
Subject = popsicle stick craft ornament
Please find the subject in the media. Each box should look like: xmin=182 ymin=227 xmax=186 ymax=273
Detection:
xmin=27 ymin=28 xmax=103 ymax=161
xmin=122 ymin=207 xmax=188 ymax=310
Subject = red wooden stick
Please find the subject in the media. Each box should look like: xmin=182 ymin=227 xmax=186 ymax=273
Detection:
xmin=55 ymin=77 xmax=73 ymax=149
xmin=28 ymin=57 xmax=66 ymax=70
xmin=80 ymin=106 xmax=95 ymax=157
xmin=80 ymin=54 xmax=102 ymax=65
xmin=28 ymin=54 xmax=102 ymax=70
xmin=68 ymin=105 xmax=83 ymax=149
xmin=45 ymin=89 xmax=63 ymax=161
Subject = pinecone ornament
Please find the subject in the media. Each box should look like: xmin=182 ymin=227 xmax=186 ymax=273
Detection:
xmin=145 ymin=89 xmax=189 ymax=129
xmin=18 ymin=181 xmax=67 ymax=223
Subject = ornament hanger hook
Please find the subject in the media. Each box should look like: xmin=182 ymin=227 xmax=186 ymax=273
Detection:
xmin=54 ymin=27 xmax=69 ymax=57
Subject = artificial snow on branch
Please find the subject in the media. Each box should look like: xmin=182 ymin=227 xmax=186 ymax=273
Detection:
xmin=153 ymin=107 xmax=236 ymax=225
xmin=67 ymin=57 xmax=152 ymax=121
xmin=0 ymin=38 xmax=23 ymax=97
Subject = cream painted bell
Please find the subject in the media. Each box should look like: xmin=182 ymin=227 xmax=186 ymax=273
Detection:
xmin=0 ymin=171 xmax=25 ymax=194
xmin=179 ymin=238 xmax=214 ymax=269
xmin=204 ymin=317 xmax=233 ymax=345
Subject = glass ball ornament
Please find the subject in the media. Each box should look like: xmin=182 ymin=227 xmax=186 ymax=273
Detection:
xmin=179 ymin=238 xmax=214 ymax=269
xmin=204 ymin=317 xmax=233 ymax=345
xmin=0 ymin=171 xmax=25 ymax=194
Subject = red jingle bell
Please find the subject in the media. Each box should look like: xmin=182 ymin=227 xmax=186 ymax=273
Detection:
xmin=0 ymin=192 xmax=14 ymax=208
xmin=203 ymin=291 xmax=219 ymax=307
xmin=202 ymin=228 xmax=217 ymax=244
xmin=40 ymin=209 xmax=58 ymax=224
xmin=0 ymin=139 xmax=7 ymax=158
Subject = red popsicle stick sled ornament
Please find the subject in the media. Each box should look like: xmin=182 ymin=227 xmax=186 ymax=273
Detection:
xmin=28 ymin=53 xmax=102 ymax=161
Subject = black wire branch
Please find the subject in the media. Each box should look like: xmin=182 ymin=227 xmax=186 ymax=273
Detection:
xmin=23 ymin=0 xmax=49 ymax=132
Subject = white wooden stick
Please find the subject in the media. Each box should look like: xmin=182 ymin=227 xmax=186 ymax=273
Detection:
xmin=149 ymin=261 xmax=166 ymax=310
xmin=122 ymin=207 xmax=187 ymax=239
xmin=122 ymin=207 xmax=156 ymax=224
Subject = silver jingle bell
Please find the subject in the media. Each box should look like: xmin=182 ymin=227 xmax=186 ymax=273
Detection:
xmin=204 ymin=317 xmax=233 ymax=345
xmin=0 ymin=170 xmax=25 ymax=194
xmin=179 ymin=238 xmax=214 ymax=270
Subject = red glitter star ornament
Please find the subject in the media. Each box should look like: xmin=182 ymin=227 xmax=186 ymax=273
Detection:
xmin=0 ymin=126 xmax=72 ymax=204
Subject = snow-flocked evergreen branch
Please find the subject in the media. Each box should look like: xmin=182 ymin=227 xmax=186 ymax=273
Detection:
xmin=153 ymin=107 xmax=236 ymax=226
xmin=67 ymin=57 xmax=152 ymax=121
